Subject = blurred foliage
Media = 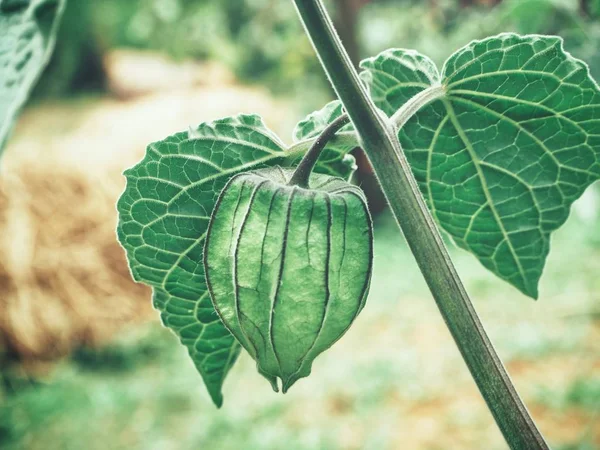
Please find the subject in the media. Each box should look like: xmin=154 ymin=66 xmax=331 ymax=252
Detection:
xmin=93 ymin=0 xmax=320 ymax=86
xmin=35 ymin=0 xmax=600 ymax=114
xmin=1 ymin=210 xmax=599 ymax=449
xmin=36 ymin=0 xmax=328 ymax=106
xmin=361 ymin=0 xmax=600 ymax=79
xmin=32 ymin=0 xmax=105 ymax=97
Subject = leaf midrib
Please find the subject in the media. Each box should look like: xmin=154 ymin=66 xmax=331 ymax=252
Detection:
xmin=442 ymin=98 xmax=531 ymax=293
xmin=163 ymin=152 xmax=286 ymax=206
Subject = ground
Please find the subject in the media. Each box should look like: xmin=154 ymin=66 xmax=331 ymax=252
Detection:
xmin=2 ymin=210 xmax=598 ymax=450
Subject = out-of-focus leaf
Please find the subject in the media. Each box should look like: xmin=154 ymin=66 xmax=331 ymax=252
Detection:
xmin=0 ymin=0 xmax=65 ymax=153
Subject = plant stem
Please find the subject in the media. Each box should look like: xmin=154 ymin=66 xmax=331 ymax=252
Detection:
xmin=291 ymin=1 xmax=549 ymax=448
xmin=289 ymin=114 xmax=350 ymax=187
xmin=287 ymin=85 xmax=444 ymax=157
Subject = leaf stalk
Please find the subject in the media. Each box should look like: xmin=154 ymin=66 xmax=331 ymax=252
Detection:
xmin=287 ymin=85 xmax=444 ymax=160
xmin=288 ymin=114 xmax=351 ymax=187
xmin=390 ymin=84 xmax=445 ymax=130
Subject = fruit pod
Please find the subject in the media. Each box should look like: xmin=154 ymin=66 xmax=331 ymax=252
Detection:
xmin=204 ymin=167 xmax=373 ymax=392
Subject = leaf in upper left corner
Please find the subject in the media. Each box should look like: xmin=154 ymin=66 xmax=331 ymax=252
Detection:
xmin=0 ymin=0 xmax=65 ymax=153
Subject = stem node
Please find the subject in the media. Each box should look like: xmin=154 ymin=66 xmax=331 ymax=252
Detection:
xmin=289 ymin=114 xmax=351 ymax=187
xmin=291 ymin=1 xmax=549 ymax=448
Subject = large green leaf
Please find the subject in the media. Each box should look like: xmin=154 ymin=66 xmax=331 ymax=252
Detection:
xmin=0 ymin=0 xmax=65 ymax=153
xmin=117 ymin=114 xmax=359 ymax=405
xmin=360 ymin=34 xmax=600 ymax=298
xmin=117 ymin=115 xmax=289 ymax=406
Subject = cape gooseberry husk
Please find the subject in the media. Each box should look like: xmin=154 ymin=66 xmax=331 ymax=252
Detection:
xmin=204 ymin=166 xmax=373 ymax=392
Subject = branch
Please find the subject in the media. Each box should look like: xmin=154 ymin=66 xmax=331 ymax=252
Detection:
xmin=288 ymin=114 xmax=351 ymax=187
xmin=291 ymin=1 xmax=549 ymax=448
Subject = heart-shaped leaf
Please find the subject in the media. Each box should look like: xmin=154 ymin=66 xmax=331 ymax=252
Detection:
xmin=361 ymin=33 xmax=600 ymax=298
xmin=117 ymin=114 xmax=359 ymax=405
xmin=0 ymin=0 xmax=65 ymax=153
xmin=301 ymin=34 xmax=600 ymax=298
xmin=117 ymin=115 xmax=289 ymax=406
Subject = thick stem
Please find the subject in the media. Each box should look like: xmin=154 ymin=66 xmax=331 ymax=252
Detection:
xmin=291 ymin=1 xmax=549 ymax=448
xmin=288 ymin=85 xmax=444 ymax=157
xmin=289 ymin=114 xmax=350 ymax=187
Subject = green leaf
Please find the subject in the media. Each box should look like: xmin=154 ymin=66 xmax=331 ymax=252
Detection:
xmin=362 ymin=34 xmax=600 ymax=298
xmin=294 ymin=101 xmax=348 ymax=141
xmin=293 ymin=101 xmax=357 ymax=179
xmin=117 ymin=114 xmax=289 ymax=406
xmin=360 ymin=48 xmax=440 ymax=115
xmin=0 ymin=0 xmax=65 ymax=153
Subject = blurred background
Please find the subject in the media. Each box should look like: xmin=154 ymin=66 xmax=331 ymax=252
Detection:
xmin=0 ymin=0 xmax=599 ymax=448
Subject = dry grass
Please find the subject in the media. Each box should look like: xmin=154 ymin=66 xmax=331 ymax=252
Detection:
xmin=0 ymin=53 xmax=296 ymax=364
xmin=0 ymin=150 xmax=151 ymax=360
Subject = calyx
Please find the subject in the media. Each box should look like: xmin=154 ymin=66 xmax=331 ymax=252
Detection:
xmin=204 ymin=167 xmax=373 ymax=392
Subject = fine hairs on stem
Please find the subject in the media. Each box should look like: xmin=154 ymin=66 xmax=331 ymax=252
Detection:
xmin=288 ymin=114 xmax=351 ymax=188
xmin=291 ymin=0 xmax=549 ymax=448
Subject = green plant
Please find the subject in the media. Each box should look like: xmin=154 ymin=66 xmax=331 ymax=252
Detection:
xmin=3 ymin=0 xmax=600 ymax=448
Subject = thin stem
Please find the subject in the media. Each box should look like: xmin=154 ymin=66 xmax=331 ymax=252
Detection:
xmin=287 ymin=130 xmax=355 ymax=157
xmin=390 ymin=84 xmax=445 ymax=130
xmin=291 ymin=1 xmax=549 ymax=449
xmin=288 ymin=114 xmax=350 ymax=187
